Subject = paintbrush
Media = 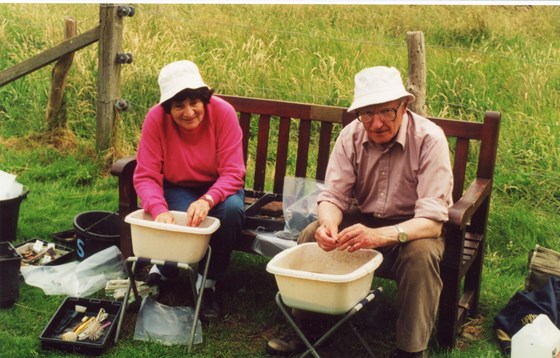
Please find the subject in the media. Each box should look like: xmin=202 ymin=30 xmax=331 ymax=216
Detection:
xmin=54 ymin=304 xmax=87 ymax=338
xmin=60 ymin=316 xmax=94 ymax=342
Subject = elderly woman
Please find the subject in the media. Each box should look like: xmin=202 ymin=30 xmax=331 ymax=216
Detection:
xmin=133 ymin=60 xmax=246 ymax=322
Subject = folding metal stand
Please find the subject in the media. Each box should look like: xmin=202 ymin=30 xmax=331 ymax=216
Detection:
xmin=114 ymin=247 xmax=211 ymax=353
xmin=275 ymin=287 xmax=383 ymax=358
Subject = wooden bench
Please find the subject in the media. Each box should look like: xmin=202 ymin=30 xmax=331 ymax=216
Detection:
xmin=110 ymin=94 xmax=501 ymax=349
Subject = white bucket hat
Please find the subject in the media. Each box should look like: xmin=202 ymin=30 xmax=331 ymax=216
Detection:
xmin=347 ymin=66 xmax=415 ymax=113
xmin=158 ymin=60 xmax=209 ymax=104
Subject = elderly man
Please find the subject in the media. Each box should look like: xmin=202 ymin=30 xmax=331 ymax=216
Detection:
xmin=266 ymin=66 xmax=453 ymax=358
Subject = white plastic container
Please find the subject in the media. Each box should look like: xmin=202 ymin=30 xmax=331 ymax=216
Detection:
xmin=124 ymin=209 xmax=220 ymax=264
xmin=511 ymin=314 xmax=560 ymax=358
xmin=266 ymin=242 xmax=383 ymax=315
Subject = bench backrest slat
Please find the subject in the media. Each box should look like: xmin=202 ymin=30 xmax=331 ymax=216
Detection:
xmin=452 ymin=137 xmax=470 ymax=203
xmin=239 ymin=112 xmax=251 ymax=165
xmin=273 ymin=116 xmax=291 ymax=193
xmin=296 ymin=119 xmax=312 ymax=178
xmin=254 ymin=114 xmax=271 ymax=192
xmin=317 ymin=121 xmax=334 ymax=182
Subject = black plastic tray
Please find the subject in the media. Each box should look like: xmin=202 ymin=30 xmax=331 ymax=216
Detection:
xmin=16 ymin=238 xmax=75 ymax=266
xmin=40 ymin=297 xmax=122 ymax=355
xmin=244 ymin=193 xmax=285 ymax=231
xmin=50 ymin=229 xmax=78 ymax=248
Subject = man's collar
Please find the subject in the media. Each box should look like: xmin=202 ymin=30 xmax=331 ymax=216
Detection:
xmin=394 ymin=110 xmax=410 ymax=149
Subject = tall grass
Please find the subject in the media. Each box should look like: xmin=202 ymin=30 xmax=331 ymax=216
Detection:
xmin=1 ymin=3 xmax=559 ymax=357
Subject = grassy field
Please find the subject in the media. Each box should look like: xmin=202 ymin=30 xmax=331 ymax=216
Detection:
xmin=1 ymin=3 xmax=559 ymax=357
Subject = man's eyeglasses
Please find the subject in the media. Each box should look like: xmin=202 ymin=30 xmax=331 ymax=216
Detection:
xmin=356 ymin=102 xmax=404 ymax=123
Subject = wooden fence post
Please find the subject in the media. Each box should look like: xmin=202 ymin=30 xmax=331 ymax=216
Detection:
xmin=406 ymin=31 xmax=427 ymax=116
xmin=96 ymin=4 xmax=124 ymax=153
xmin=46 ymin=17 xmax=76 ymax=133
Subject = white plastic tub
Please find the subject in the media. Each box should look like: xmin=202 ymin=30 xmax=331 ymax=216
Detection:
xmin=267 ymin=242 xmax=383 ymax=315
xmin=124 ymin=209 xmax=220 ymax=263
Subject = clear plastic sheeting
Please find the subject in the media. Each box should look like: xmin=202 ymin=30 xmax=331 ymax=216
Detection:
xmin=20 ymin=245 xmax=126 ymax=297
xmin=275 ymin=176 xmax=324 ymax=241
xmin=252 ymin=231 xmax=296 ymax=258
xmin=134 ymin=296 xmax=203 ymax=346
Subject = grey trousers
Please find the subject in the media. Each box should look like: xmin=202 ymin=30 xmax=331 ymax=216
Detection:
xmin=298 ymin=211 xmax=444 ymax=353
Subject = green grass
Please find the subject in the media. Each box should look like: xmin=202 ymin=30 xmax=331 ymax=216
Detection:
xmin=1 ymin=3 xmax=559 ymax=357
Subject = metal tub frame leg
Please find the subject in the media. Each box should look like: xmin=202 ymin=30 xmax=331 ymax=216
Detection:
xmin=114 ymin=247 xmax=212 ymax=353
xmin=275 ymin=287 xmax=383 ymax=358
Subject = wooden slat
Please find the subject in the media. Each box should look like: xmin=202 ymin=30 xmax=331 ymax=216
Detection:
xmin=254 ymin=114 xmax=271 ymax=192
xmin=461 ymin=232 xmax=483 ymax=270
xmin=0 ymin=25 xmax=100 ymax=87
xmin=430 ymin=117 xmax=483 ymax=140
xmin=273 ymin=116 xmax=291 ymax=194
xmin=452 ymin=138 xmax=469 ymax=202
xmin=295 ymin=119 xmax=312 ymax=178
xmin=316 ymin=121 xmax=333 ymax=181
xmin=239 ymin=112 xmax=251 ymax=165
xmin=477 ymin=111 xmax=501 ymax=179
xmin=220 ymin=94 xmax=348 ymax=124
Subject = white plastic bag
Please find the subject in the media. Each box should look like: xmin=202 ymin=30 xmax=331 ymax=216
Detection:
xmin=275 ymin=176 xmax=324 ymax=240
xmin=0 ymin=170 xmax=23 ymax=200
xmin=134 ymin=296 xmax=203 ymax=346
xmin=20 ymin=245 xmax=125 ymax=297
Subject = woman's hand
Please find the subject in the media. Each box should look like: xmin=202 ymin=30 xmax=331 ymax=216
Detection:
xmin=155 ymin=212 xmax=175 ymax=224
xmin=186 ymin=199 xmax=210 ymax=227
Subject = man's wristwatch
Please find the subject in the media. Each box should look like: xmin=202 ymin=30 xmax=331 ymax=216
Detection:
xmin=395 ymin=225 xmax=408 ymax=243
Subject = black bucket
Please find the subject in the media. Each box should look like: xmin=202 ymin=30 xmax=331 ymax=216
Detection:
xmin=0 ymin=242 xmax=22 ymax=308
xmin=0 ymin=188 xmax=29 ymax=242
xmin=73 ymin=211 xmax=120 ymax=260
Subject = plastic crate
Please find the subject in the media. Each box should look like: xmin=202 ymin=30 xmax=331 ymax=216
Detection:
xmin=16 ymin=238 xmax=75 ymax=266
xmin=40 ymin=297 xmax=122 ymax=355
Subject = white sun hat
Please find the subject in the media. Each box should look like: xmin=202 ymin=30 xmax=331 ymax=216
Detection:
xmin=158 ymin=60 xmax=209 ymax=104
xmin=347 ymin=66 xmax=415 ymax=113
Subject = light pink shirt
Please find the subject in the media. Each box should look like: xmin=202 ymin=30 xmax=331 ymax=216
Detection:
xmin=318 ymin=110 xmax=453 ymax=222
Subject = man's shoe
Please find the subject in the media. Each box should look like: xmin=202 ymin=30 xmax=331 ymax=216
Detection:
xmin=199 ymin=288 xmax=221 ymax=322
xmin=389 ymin=348 xmax=427 ymax=358
xmin=266 ymin=332 xmax=306 ymax=356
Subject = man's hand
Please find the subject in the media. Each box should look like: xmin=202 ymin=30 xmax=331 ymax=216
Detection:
xmin=315 ymin=222 xmax=339 ymax=251
xmin=337 ymin=224 xmax=397 ymax=252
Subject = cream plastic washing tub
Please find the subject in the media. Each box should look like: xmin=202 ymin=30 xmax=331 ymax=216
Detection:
xmin=266 ymin=242 xmax=383 ymax=315
xmin=124 ymin=209 xmax=220 ymax=263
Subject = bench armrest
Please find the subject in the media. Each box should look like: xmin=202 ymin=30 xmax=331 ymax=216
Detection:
xmin=447 ymin=178 xmax=492 ymax=228
xmin=110 ymin=155 xmax=137 ymax=177
xmin=441 ymin=178 xmax=492 ymax=269
xmin=110 ymin=156 xmax=138 ymax=217
xmin=110 ymin=156 xmax=138 ymax=258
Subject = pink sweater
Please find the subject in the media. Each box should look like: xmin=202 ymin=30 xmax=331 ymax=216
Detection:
xmin=133 ymin=96 xmax=246 ymax=218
